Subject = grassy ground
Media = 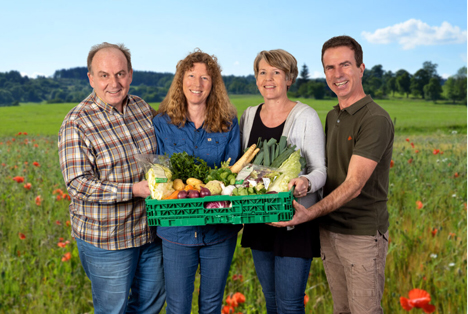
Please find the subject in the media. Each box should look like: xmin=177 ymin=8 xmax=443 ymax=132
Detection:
xmin=1 ymin=95 xmax=466 ymax=136
xmin=0 ymin=96 xmax=466 ymax=313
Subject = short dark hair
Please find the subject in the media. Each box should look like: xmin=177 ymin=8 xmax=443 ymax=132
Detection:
xmin=87 ymin=42 xmax=132 ymax=74
xmin=321 ymin=35 xmax=363 ymax=67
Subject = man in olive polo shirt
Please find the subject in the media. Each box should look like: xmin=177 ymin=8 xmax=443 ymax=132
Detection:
xmin=275 ymin=35 xmax=394 ymax=313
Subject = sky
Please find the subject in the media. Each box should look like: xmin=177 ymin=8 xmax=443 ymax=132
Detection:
xmin=1 ymin=0 xmax=466 ymax=80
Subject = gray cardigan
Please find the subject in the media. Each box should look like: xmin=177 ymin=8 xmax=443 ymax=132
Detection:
xmin=239 ymin=101 xmax=327 ymax=208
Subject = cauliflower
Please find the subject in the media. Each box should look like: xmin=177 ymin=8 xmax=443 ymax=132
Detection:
xmin=204 ymin=180 xmax=224 ymax=195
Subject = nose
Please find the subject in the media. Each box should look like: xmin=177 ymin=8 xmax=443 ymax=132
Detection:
xmin=266 ymin=72 xmax=274 ymax=80
xmin=334 ymin=67 xmax=343 ymax=78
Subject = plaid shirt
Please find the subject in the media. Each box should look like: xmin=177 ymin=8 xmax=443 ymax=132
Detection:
xmin=58 ymin=91 xmax=157 ymax=250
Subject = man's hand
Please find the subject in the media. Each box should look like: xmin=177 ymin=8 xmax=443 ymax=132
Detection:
xmin=132 ymin=180 xmax=151 ymax=198
xmin=269 ymin=200 xmax=314 ymax=227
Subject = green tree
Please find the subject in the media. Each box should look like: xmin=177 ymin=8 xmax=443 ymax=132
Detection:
xmin=423 ymin=61 xmax=438 ymax=78
xmin=410 ymin=69 xmax=430 ymax=99
xmin=396 ymin=71 xmax=411 ymax=98
xmin=424 ymin=77 xmax=442 ymax=101
xmin=387 ymin=77 xmax=397 ymax=96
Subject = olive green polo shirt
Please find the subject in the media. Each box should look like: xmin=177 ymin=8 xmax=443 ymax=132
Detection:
xmin=321 ymin=95 xmax=394 ymax=236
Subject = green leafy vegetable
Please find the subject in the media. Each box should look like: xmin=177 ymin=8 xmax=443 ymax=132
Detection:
xmin=169 ymin=152 xmax=210 ymax=182
xmin=267 ymin=149 xmax=302 ymax=193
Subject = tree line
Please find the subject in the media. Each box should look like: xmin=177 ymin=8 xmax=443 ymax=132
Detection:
xmin=0 ymin=62 xmax=466 ymax=106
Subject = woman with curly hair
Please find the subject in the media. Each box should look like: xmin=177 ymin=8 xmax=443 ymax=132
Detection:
xmin=153 ymin=49 xmax=241 ymax=313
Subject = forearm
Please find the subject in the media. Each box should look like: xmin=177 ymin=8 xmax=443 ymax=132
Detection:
xmin=66 ymin=176 xmax=134 ymax=203
xmin=305 ymin=177 xmax=362 ymax=220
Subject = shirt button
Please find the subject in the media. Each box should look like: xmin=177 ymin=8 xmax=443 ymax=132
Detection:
xmin=337 ymin=119 xmax=340 ymax=123
xmin=195 ymin=146 xmax=198 ymax=149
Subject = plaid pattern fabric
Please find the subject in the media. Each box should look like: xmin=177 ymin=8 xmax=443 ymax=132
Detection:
xmin=58 ymin=91 xmax=157 ymax=250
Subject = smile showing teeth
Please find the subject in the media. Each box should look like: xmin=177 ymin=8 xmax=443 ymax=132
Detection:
xmin=108 ymin=90 xmax=121 ymax=94
xmin=190 ymin=90 xmax=202 ymax=94
xmin=264 ymin=85 xmax=275 ymax=88
xmin=335 ymin=81 xmax=348 ymax=86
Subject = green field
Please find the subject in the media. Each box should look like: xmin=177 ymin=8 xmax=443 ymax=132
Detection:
xmin=0 ymin=96 xmax=466 ymax=313
xmin=1 ymin=95 xmax=466 ymax=136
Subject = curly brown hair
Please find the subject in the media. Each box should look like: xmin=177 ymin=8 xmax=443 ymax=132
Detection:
xmin=157 ymin=49 xmax=237 ymax=133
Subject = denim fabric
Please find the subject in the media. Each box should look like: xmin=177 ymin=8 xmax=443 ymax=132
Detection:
xmin=319 ymin=227 xmax=389 ymax=314
xmin=251 ymin=249 xmax=312 ymax=314
xmin=162 ymin=236 xmax=237 ymax=314
xmin=152 ymin=114 xmax=241 ymax=169
xmin=76 ymin=238 xmax=165 ymax=314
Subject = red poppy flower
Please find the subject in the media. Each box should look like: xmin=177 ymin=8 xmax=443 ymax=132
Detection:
xmin=62 ymin=252 xmax=72 ymax=262
xmin=454 ymin=172 xmax=459 ymax=178
xmin=233 ymin=292 xmax=245 ymax=304
xmin=33 ymin=162 xmax=40 ymax=167
xmin=59 ymin=237 xmax=64 ymax=241
xmin=304 ymin=294 xmax=310 ymax=305
xmin=23 ymin=132 xmax=28 ymax=135
xmin=431 ymin=228 xmax=437 ymax=237
xmin=408 ymin=158 xmax=413 ymax=164
xmin=13 ymin=176 xmax=25 ymax=183
xmin=416 ymin=201 xmax=423 ymax=210
xmin=23 ymin=183 xmax=32 ymax=190
xmin=34 ymin=144 xmax=38 ymax=148
xmin=1 ymin=163 xmax=5 ymax=167
xmin=400 ymin=288 xmax=435 ymax=313
xmin=57 ymin=242 xmax=67 ymax=248
xmin=226 ymin=295 xmax=238 ymax=308
xmin=66 ymin=220 xmax=71 ymax=227
xmin=18 ymin=233 xmax=26 ymax=240
xmin=222 ymin=305 xmax=235 ymax=314
xmin=410 ymin=142 xmax=414 ymax=148
xmin=406 ymin=138 xmax=410 ymax=142
xmin=390 ymin=160 xmax=394 ymax=168
xmin=432 ymin=149 xmax=440 ymax=155
xmin=56 ymin=195 xmax=62 ymax=201
xmin=415 ymin=150 xmax=419 ymax=153
xmin=55 ymin=220 xmax=61 ymax=225
xmin=17 ymin=132 xmax=22 ymax=135
xmin=35 ymin=195 xmax=42 ymax=206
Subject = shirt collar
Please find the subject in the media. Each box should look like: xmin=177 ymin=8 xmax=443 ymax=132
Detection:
xmin=91 ymin=90 xmax=130 ymax=114
xmin=333 ymin=95 xmax=373 ymax=115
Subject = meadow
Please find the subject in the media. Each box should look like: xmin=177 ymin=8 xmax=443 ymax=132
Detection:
xmin=0 ymin=95 xmax=466 ymax=313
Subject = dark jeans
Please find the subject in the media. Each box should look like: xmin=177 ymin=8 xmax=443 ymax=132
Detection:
xmin=251 ymin=249 xmax=312 ymax=314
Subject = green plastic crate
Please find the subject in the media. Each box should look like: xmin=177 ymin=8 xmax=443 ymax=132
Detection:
xmin=146 ymin=188 xmax=295 ymax=227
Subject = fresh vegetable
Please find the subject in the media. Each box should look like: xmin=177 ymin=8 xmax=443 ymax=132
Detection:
xmin=187 ymin=190 xmax=200 ymax=198
xmin=204 ymin=201 xmax=231 ymax=209
xmin=177 ymin=190 xmax=188 ymax=199
xmin=162 ymin=190 xmax=179 ymax=200
xmin=221 ymin=184 xmax=236 ymax=196
xmin=204 ymin=167 xmax=237 ymax=186
xmin=149 ymin=182 xmax=175 ymax=200
xmin=204 ymin=180 xmax=223 ymax=195
xmin=230 ymin=144 xmax=259 ymax=173
xmin=268 ymin=149 xmax=302 ymax=193
xmin=184 ymin=184 xmax=196 ymax=191
xmin=186 ymin=178 xmax=204 ymax=190
xmin=169 ymin=152 xmax=210 ymax=182
xmin=199 ymin=186 xmax=211 ymax=197
xmin=173 ymin=179 xmax=186 ymax=191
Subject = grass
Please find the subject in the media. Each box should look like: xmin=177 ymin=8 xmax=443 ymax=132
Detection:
xmin=1 ymin=95 xmax=466 ymax=136
xmin=0 ymin=97 xmax=466 ymax=313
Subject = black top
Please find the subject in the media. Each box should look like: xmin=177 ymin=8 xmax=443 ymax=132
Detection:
xmin=240 ymin=104 xmax=320 ymax=259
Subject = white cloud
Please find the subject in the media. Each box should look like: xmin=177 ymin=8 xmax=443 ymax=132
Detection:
xmin=310 ymin=70 xmax=324 ymax=79
xmin=21 ymin=72 xmax=46 ymax=78
xmin=233 ymin=61 xmax=240 ymax=66
xmin=441 ymin=73 xmax=450 ymax=79
xmin=362 ymin=19 xmax=467 ymax=50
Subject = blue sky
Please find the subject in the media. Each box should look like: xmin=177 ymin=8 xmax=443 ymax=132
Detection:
xmin=1 ymin=0 xmax=466 ymax=79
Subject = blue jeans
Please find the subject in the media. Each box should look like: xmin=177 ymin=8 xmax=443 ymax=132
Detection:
xmin=162 ymin=236 xmax=237 ymax=314
xmin=251 ymin=249 xmax=312 ymax=314
xmin=76 ymin=238 xmax=165 ymax=314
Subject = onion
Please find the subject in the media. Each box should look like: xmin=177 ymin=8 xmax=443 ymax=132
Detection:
xmin=177 ymin=190 xmax=188 ymax=199
xmin=187 ymin=190 xmax=200 ymax=198
xmin=199 ymin=187 xmax=211 ymax=198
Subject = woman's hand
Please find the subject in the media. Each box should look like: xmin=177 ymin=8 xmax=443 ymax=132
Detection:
xmin=288 ymin=177 xmax=309 ymax=198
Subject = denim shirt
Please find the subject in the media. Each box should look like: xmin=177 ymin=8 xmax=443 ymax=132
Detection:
xmin=152 ymin=113 xmax=242 ymax=245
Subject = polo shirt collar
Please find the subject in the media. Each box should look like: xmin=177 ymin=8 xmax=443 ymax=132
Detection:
xmin=333 ymin=95 xmax=373 ymax=115
xmin=91 ymin=90 xmax=130 ymax=114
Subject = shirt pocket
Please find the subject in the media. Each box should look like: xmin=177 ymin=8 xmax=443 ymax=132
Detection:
xmin=164 ymin=137 xmax=189 ymax=155
xmin=198 ymin=135 xmax=228 ymax=168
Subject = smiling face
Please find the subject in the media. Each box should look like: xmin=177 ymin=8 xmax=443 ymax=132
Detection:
xmin=88 ymin=48 xmax=133 ymax=111
xmin=182 ymin=62 xmax=212 ymax=107
xmin=256 ymin=59 xmax=292 ymax=101
xmin=323 ymin=46 xmax=365 ymax=108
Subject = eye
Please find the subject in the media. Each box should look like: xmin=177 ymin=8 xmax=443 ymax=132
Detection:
xmin=275 ymin=71 xmax=281 ymax=75
xmin=259 ymin=71 xmax=265 ymax=75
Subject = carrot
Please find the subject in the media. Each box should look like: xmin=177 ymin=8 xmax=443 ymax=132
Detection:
xmin=184 ymin=184 xmax=196 ymax=191
xmin=163 ymin=190 xmax=179 ymax=200
xmin=230 ymin=144 xmax=258 ymax=173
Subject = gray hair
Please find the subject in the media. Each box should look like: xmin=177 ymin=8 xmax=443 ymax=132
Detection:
xmin=87 ymin=42 xmax=132 ymax=74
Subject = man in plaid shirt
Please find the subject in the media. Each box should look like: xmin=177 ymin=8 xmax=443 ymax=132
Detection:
xmin=58 ymin=42 xmax=165 ymax=313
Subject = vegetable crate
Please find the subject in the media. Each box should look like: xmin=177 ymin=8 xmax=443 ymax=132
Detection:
xmin=146 ymin=189 xmax=294 ymax=227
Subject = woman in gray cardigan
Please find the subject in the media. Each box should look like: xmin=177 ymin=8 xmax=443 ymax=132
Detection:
xmin=240 ymin=49 xmax=326 ymax=314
